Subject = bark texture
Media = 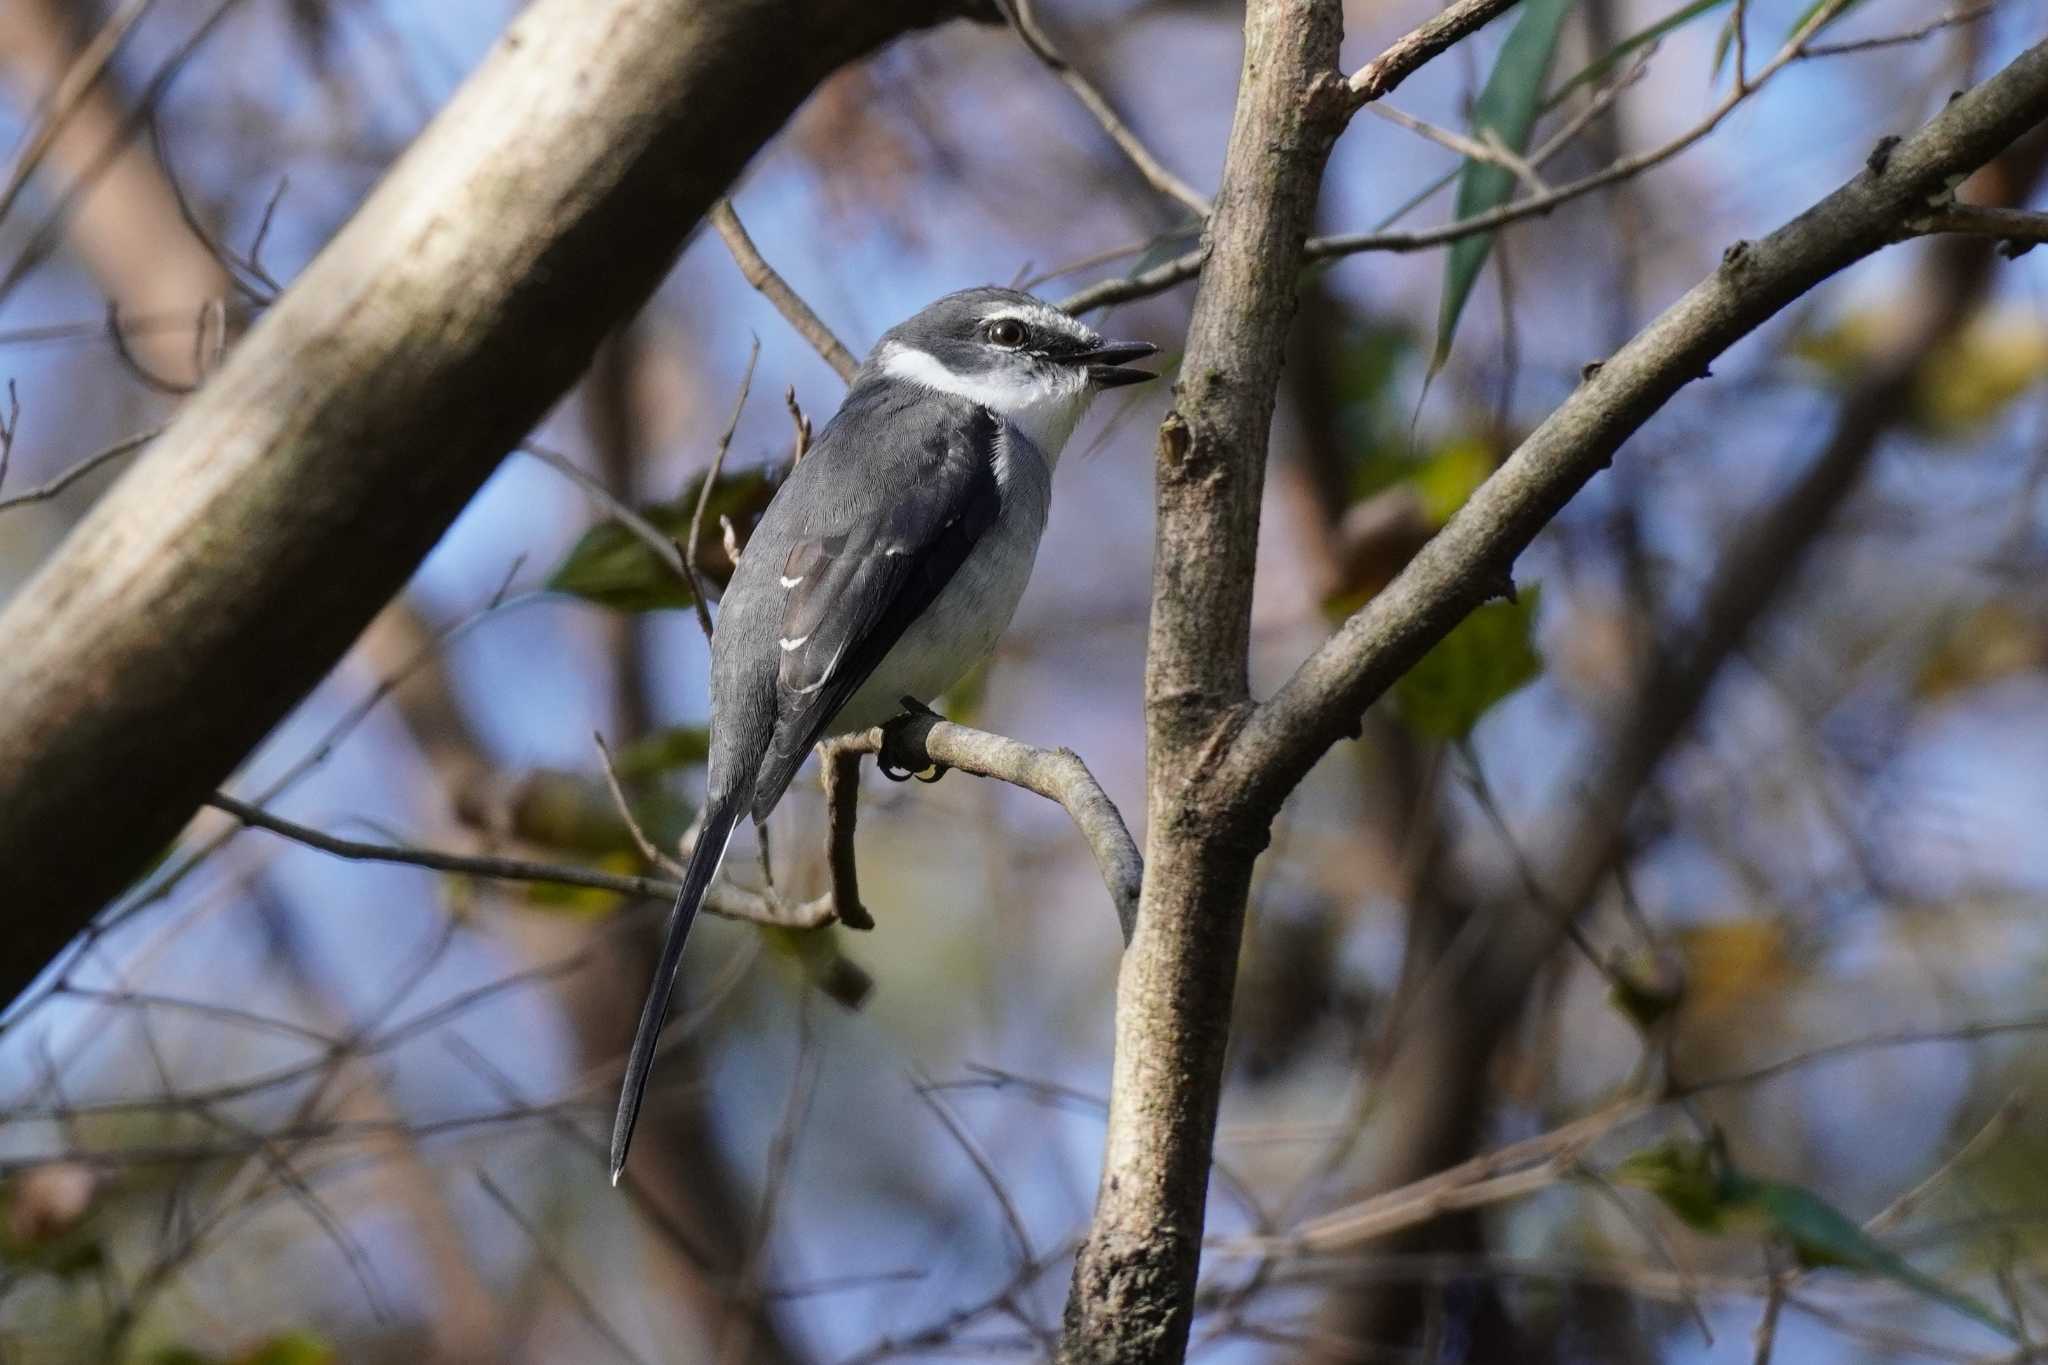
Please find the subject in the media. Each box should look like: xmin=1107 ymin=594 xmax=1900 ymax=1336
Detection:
xmin=1057 ymin=25 xmax=2048 ymax=1364
xmin=0 ymin=0 xmax=987 ymax=1002
xmin=1057 ymin=3 xmax=1349 ymax=1359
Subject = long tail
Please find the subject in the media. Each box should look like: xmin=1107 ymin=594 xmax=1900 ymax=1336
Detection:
xmin=609 ymin=793 xmax=744 ymax=1184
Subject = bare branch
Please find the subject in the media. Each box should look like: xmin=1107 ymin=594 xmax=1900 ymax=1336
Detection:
xmin=1347 ymin=0 xmax=1523 ymax=103
xmin=204 ymin=793 xmax=838 ymax=930
xmin=1911 ymin=203 xmax=2048 ymax=256
xmin=820 ymin=743 xmax=875 ymax=931
xmin=0 ymin=426 xmax=161 ymax=514
xmin=523 ymin=439 xmax=693 ymax=584
xmin=685 ymin=340 xmax=760 ymax=643
xmin=709 ymin=199 xmax=860 ymax=382
xmin=840 ymin=712 xmax=1140 ymax=944
xmin=995 ymin=0 xmax=1211 ymax=217
xmin=1224 ymin=36 xmax=2048 ymax=822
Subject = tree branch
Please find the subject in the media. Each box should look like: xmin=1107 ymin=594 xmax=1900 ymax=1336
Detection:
xmin=1058 ymin=0 xmax=1348 ymax=1358
xmin=995 ymin=0 xmax=1210 ymax=218
xmin=0 ymin=0 xmax=994 ymax=1006
xmin=1346 ymin=0 xmax=1523 ymax=103
xmin=820 ymin=743 xmax=875 ymax=932
xmin=1223 ymin=36 xmax=2048 ymax=821
xmin=709 ymin=199 xmax=861 ymax=382
xmin=204 ymin=793 xmax=837 ymax=929
xmin=838 ymin=714 xmax=1141 ymax=944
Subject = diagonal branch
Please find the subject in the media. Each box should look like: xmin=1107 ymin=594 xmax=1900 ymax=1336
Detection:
xmin=996 ymin=0 xmax=1210 ymax=218
xmin=0 ymin=0 xmax=996 ymax=1007
xmin=709 ymin=200 xmax=861 ymax=382
xmin=1223 ymin=36 xmax=2048 ymax=821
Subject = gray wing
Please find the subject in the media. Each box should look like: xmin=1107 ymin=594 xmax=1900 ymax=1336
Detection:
xmin=748 ymin=400 xmax=1001 ymax=818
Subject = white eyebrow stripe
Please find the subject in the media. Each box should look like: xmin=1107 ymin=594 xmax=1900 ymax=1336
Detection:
xmin=978 ymin=303 xmax=1095 ymax=343
xmin=779 ymin=634 xmax=810 ymax=651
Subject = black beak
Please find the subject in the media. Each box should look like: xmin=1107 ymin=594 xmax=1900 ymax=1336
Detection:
xmin=1068 ymin=340 xmax=1158 ymax=388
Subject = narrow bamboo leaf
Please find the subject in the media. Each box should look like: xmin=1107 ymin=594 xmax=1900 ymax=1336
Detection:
xmin=1785 ymin=0 xmax=1871 ymax=42
xmin=1619 ymin=1138 xmax=2021 ymax=1343
xmin=1550 ymin=0 xmax=1730 ymax=103
xmin=1750 ymin=1178 xmax=2020 ymax=1342
xmin=1433 ymin=0 xmax=1577 ymax=373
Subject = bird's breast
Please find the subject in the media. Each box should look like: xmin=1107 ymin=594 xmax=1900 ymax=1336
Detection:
xmin=829 ymin=435 xmax=1052 ymax=734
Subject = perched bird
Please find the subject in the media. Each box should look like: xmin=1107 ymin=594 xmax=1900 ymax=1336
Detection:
xmin=610 ymin=287 xmax=1156 ymax=1181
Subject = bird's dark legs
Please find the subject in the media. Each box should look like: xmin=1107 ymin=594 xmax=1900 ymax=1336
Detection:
xmin=878 ymin=695 xmax=951 ymax=784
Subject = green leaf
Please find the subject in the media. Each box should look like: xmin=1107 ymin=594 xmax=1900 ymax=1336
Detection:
xmin=153 ymin=1333 xmax=338 ymax=1365
xmin=1550 ymin=0 xmax=1730 ymax=103
xmin=1394 ymin=585 xmax=1543 ymax=740
xmin=762 ymin=926 xmax=874 ymax=1010
xmin=1785 ymin=0 xmax=1870 ymax=44
xmin=1432 ymin=0 xmax=1577 ymax=373
xmin=1615 ymin=1138 xmax=1741 ymax=1232
xmin=610 ymin=726 xmax=711 ymax=781
xmin=547 ymin=468 xmax=781 ymax=613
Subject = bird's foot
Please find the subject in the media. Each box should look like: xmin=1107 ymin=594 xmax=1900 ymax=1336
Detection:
xmin=878 ymin=696 xmax=950 ymax=784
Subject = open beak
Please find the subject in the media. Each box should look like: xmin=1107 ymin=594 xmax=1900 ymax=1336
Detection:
xmin=1069 ymin=340 xmax=1158 ymax=388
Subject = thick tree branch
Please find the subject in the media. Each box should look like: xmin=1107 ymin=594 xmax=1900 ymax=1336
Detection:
xmin=1224 ymin=37 xmax=2048 ymax=820
xmin=1058 ymin=2 xmax=1348 ymax=1360
xmin=0 ymin=0 xmax=992 ymax=1005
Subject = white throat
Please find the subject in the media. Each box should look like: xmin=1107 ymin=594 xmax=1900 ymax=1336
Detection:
xmin=880 ymin=342 xmax=1093 ymax=466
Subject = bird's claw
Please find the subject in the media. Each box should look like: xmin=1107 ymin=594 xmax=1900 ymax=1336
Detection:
xmin=878 ymin=697 xmax=950 ymax=784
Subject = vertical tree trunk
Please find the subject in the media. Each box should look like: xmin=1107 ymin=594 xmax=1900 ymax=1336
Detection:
xmin=1058 ymin=3 xmax=1348 ymax=1359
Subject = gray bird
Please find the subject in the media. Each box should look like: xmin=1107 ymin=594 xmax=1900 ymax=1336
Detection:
xmin=610 ymin=286 xmax=1156 ymax=1181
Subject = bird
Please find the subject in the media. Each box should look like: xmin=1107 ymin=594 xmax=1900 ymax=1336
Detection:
xmin=610 ymin=286 xmax=1156 ymax=1182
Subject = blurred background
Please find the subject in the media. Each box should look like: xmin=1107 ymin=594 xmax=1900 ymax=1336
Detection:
xmin=3 ymin=0 xmax=2048 ymax=1361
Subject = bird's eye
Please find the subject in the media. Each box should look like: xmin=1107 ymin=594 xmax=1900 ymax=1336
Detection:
xmin=986 ymin=318 xmax=1027 ymax=349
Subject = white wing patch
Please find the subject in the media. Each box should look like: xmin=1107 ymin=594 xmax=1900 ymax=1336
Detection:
xmin=779 ymin=634 xmax=810 ymax=652
xmin=779 ymin=574 xmax=804 ymax=588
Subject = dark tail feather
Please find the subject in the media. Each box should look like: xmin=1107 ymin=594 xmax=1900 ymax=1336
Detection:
xmin=609 ymin=794 xmax=743 ymax=1185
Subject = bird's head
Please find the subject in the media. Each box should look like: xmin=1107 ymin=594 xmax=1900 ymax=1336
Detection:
xmin=871 ymin=286 xmax=1157 ymax=461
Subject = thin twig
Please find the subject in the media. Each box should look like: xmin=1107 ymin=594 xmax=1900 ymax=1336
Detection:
xmin=1348 ymin=0 xmax=1524 ymax=102
xmin=709 ymin=201 xmax=858 ymax=382
xmin=685 ymin=339 xmax=759 ymax=643
xmin=1910 ymin=204 xmax=2048 ymax=257
xmin=1065 ymin=0 xmax=1871 ymax=314
xmin=820 ymin=743 xmax=874 ymax=931
xmin=994 ymin=0 xmax=1210 ymax=217
xmin=1801 ymin=3 xmax=1995 ymax=60
xmin=203 ymin=792 xmax=835 ymax=929
xmin=0 ymin=381 xmax=18 ymax=494
xmin=522 ymin=440 xmax=690 ymax=583
xmin=0 ymin=427 xmax=162 ymax=513
xmin=478 ymin=1170 xmax=653 ymax=1365
xmin=592 ymin=732 xmax=684 ymax=876
xmin=1368 ymin=103 xmax=1548 ymax=194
